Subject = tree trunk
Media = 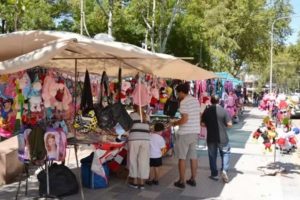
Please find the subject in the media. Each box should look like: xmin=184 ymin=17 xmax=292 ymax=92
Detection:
xmin=144 ymin=0 xmax=150 ymax=50
xmin=160 ymin=0 xmax=181 ymax=53
xmin=150 ymin=0 xmax=156 ymax=52
xmin=108 ymin=0 xmax=114 ymax=36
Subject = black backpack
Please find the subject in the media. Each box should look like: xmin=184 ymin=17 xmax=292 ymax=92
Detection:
xmin=163 ymin=88 xmax=179 ymax=117
xmin=37 ymin=163 xmax=79 ymax=197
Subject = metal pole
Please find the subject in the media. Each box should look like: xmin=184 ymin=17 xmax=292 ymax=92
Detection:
xmin=270 ymin=22 xmax=274 ymax=93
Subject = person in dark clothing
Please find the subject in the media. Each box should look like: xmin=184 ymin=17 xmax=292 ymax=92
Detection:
xmin=201 ymin=95 xmax=232 ymax=183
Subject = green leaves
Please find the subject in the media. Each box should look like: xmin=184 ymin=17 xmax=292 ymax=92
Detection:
xmin=0 ymin=0 xmax=297 ymax=91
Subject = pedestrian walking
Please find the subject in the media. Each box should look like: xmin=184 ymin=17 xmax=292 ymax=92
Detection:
xmin=171 ymin=83 xmax=201 ymax=188
xmin=201 ymin=95 xmax=232 ymax=183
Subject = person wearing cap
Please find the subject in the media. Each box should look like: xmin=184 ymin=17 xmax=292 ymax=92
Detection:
xmin=201 ymin=95 xmax=232 ymax=183
xmin=171 ymin=83 xmax=201 ymax=189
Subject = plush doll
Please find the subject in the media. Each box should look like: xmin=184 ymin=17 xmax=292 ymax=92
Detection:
xmin=282 ymin=117 xmax=292 ymax=131
xmin=261 ymin=132 xmax=272 ymax=152
xmin=253 ymin=128 xmax=264 ymax=140
xmin=267 ymin=130 xmax=277 ymax=144
xmin=159 ymin=87 xmax=168 ymax=104
xmin=28 ymin=77 xmax=42 ymax=112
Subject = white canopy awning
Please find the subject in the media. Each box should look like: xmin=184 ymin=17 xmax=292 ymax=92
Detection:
xmin=0 ymin=31 xmax=216 ymax=80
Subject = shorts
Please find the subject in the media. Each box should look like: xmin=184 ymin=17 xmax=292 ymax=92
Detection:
xmin=175 ymin=134 xmax=197 ymax=160
xmin=150 ymin=157 xmax=162 ymax=167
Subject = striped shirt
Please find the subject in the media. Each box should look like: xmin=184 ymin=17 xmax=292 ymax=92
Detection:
xmin=178 ymin=95 xmax=201 ymax=135
xmin=128 ymin=112 xmax=150 ymax=141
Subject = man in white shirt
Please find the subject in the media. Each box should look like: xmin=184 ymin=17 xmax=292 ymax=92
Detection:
xmin=171 ymin=83 xmax=201 ymax=188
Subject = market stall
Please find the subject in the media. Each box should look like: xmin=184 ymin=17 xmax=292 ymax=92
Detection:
xmin=0 ymin=31 xmax=216 ymax=199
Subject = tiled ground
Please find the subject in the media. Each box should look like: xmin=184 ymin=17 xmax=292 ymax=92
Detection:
xmin=1 ymin=108 xmax=300 ymax=200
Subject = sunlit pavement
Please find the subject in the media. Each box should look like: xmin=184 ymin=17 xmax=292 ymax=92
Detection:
xmin=1 ymin=107 xmax=300 ymax=200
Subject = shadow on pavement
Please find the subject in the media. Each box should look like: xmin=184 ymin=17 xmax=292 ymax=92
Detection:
xmin=257 ymin=161 xmax=300 ymax=177
xmin=1 ymin=108 xmax=262 ymax=200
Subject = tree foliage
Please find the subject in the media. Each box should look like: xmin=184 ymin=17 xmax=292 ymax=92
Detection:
xmin=0 ymin=0 xmax=297 ymax=90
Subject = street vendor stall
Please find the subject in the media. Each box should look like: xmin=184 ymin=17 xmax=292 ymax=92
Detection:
xmin=0 ymin=31 xmax=216 ymax=199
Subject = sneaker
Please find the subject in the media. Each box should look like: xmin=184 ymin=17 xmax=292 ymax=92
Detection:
xmin=174 ymin=180 xmax=185 ymax=189
xmin=221 ymin=171 xmax=229 ymax=183
xmin=209 ymin=175 xmax=219 ymax=181
xmin=152 ymin=180 xmax=159 ymax=185
xmin=139 ymin=184 xmax=145 ymax=190
xmin=186 ymin=179 xmax=196 ymax=187
xmin=145 ymin=180 xmax=153 ymax=185
xmin=128 ymin=183 xmax=139 ymax=189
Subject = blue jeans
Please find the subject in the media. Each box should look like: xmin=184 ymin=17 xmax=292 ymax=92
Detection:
xmin=207 ymin=143 xmax=231 ymax=176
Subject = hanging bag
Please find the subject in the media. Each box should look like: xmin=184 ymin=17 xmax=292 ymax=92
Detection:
xmin=163 ymin=87 xmax=179 ymax=117
xmin=37 ymin=163 xmax=79 ymax=197
xmin=74 ymin=70 xmax=98 ymax=133
xmin=110 ymin=68 xmax=133 ymax=131
xmin=95 ymin=68 xmax=133 ymax=131
xmin=80 ymin=70 xmax=94 ymax=115
xmin=94 ymin=71 xmax=116 ymax=130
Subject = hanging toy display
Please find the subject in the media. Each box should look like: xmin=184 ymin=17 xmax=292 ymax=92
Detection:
xmin=0 ymin=98 xmax=16 ymax=138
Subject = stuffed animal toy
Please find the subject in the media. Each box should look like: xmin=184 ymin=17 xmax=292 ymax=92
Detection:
xmin=253 ymin=128 xmax=264 ymax=140
xmin=267 ymin=130 xmax=277 ymax=144
xmin=260 ymin=131 xmax=273 ymax=152
xmin=282 ymin=117 xmax=292 ymax=131
xmin=159 ymin=87 xmax=168 ymax=105
xmin=28 ymin=77 xmax=42 ymax=112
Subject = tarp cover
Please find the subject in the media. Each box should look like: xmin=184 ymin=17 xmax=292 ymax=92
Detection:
xmin=0 ymin=31 xmax=216 ymax=80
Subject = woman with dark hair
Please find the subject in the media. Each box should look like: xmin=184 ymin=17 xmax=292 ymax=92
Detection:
xmin=127 ymin=104 xmax=150 ymax=189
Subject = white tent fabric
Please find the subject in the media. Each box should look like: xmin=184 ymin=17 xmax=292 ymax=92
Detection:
xmin=0 ymin=31 xmax=216 ymax=80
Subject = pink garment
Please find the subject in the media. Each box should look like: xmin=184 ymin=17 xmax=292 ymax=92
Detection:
xmin=278 ymin=101 xmax=288 ymax=110
xmin=201 ymin=80 xmax=207 ymax=93
xmin=227 ymin=95 xmax=235 ymax=107
xmin=150 ymin=87 xmax=159 ymax=100
xmin=54 ymin=84 xmax=73 ymax=111
xmin=42 ymin=75 xmax=57 ymax=108
xmin=226 ymin=107 xmax=235 ymax=118
xmin=42 ymin=75 xmax=72 ymax=111
xmin=224 ymin=81 xmax=233 ymax=93
xmin=132 ymin=83 xmax=151 ymax=106
xmin=4 ymin=75 xmax=17 ymax=98
xmin=0 ymin=128 xmax=12 ymax=138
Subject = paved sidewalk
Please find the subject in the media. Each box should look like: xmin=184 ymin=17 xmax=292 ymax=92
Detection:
xmin=1 ymin=107 xmax=300 ymax=200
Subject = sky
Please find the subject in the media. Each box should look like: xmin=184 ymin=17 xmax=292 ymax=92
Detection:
xmin=286 ymin=0 xmax=300 ymax=44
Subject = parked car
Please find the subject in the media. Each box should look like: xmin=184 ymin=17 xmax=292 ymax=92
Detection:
xmin=290 ymin=95 xmax=300 ymax=119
